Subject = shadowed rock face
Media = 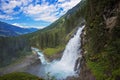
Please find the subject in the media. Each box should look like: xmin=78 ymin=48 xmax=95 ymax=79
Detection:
xmin=66 ymin=57 xmax=95 ymax=80
xmin=78 ymin=27 xmax=96 ymax=80
xmin=106 ymin=16 xmax=117 ymax=32
xmin=74 ymin=56 xmax=83 ymax=74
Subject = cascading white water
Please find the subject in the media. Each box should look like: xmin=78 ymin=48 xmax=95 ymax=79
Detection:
xmin=31 ymin=25 xmax=84 ymax=79
xmin=31 ymin=47 xmax=48 ymax=64
xmin=60 ymin=26 xmax=84 ymax=68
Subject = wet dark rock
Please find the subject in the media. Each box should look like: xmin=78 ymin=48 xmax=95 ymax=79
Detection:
xmin=46 ymin=51 xmax=63 ymax=62
xmin=79 ymin=27 xmax=96 ymax=80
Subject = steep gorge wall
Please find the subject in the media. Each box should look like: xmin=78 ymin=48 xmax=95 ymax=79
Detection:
xmin=80 ymin=0 xmax=120 ymax=80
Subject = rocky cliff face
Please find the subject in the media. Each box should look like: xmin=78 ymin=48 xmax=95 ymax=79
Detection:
xmin=80 ymin=0 xmax=120 ymax=80
xmin=79 ymin=28 xmax=95 ymax=80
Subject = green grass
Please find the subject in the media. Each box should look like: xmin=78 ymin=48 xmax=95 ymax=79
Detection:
xmin=43 ymin=46 xmax=65 ymax=56
xmin=0 ymin=72 xmax=43 ymax=80
xmin=87 ymin=59 xmax=120 ymax=80
xmin=87 ymin=61 xmax=107 ymax=80
xmin=112 ymin=68 xmax=120 ymax=80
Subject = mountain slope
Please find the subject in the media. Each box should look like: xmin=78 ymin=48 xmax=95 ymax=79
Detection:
xmin=0 ymin=21 xmax=38 ymax=37
xmin=0 ymin=1 xmax=85 ymax=68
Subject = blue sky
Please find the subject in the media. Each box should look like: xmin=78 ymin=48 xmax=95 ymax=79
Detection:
xmin=0 ymin=0 xmax=80 ymax=29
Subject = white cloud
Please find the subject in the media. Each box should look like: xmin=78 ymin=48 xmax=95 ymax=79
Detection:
xmin=37 ymin=26 xmax=46 ymax=29
xmin=29 ymin=26 xmax=46 ymax=29
xmin=58 ymin=0 xmax=81 ymax=14
xmin=12 ymin=23 xmax=27 ymax=28
xmin=1 ymin=0 xmax=21 ymax=14
xmin=35 ymin=14 xmax=58 ymax=22
xmin=0 ymin=0 xmax=32 ymax=20
xmin=23 ymin=3 xmax=58 ymax=22
xmin=0 ymin=14 xmax=14 ymax=20
xmin=22 ymin=0 xmax=81 ymax=22
xmin=12 ymin=23 xmax=45 ymax=29
xmin=0 ymin=0 xmax=81 ymax=22
xmin=23 ymin=4 xmax=48 ymax=15
xmin=20 ymin=0 xmax=33 ymax=6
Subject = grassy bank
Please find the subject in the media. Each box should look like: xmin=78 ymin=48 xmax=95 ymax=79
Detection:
xmin=0 ymin=72 xmax=43 ymax=80
xmin=43 ymin=45 xmax=65 ymax=56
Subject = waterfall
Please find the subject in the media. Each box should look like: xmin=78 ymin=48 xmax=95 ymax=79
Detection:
xmin=60 ymin=26 xmax=84 ymax=68
xmin=31 ymin=25 xmax=84 ymax=79
xmin=31 ymin=47 xmax=48 ymax=64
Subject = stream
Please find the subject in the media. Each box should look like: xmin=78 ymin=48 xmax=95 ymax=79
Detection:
xmin=25 ymin=25 xmax=84 ymax=80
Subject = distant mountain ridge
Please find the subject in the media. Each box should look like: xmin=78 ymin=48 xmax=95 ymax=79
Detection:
xmin=0 ymin=21 xmax=38 ymax=37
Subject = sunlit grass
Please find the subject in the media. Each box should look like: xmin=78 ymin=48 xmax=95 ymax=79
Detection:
xmin=43 ymin=46 xmax=65 ymax=56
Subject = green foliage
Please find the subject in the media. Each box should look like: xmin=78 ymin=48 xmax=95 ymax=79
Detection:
xmin=112 ymin=68 xmax=120 ymax=80
xmin=87 ymin=50 xmax=120 ymax=80
xmin=87 ymin=61 xmax=107 ymax=80
xmin=0 ymin=72 xmax=43 ymax=80
xmin=84 ymin=0 xmax=120 ymax=80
